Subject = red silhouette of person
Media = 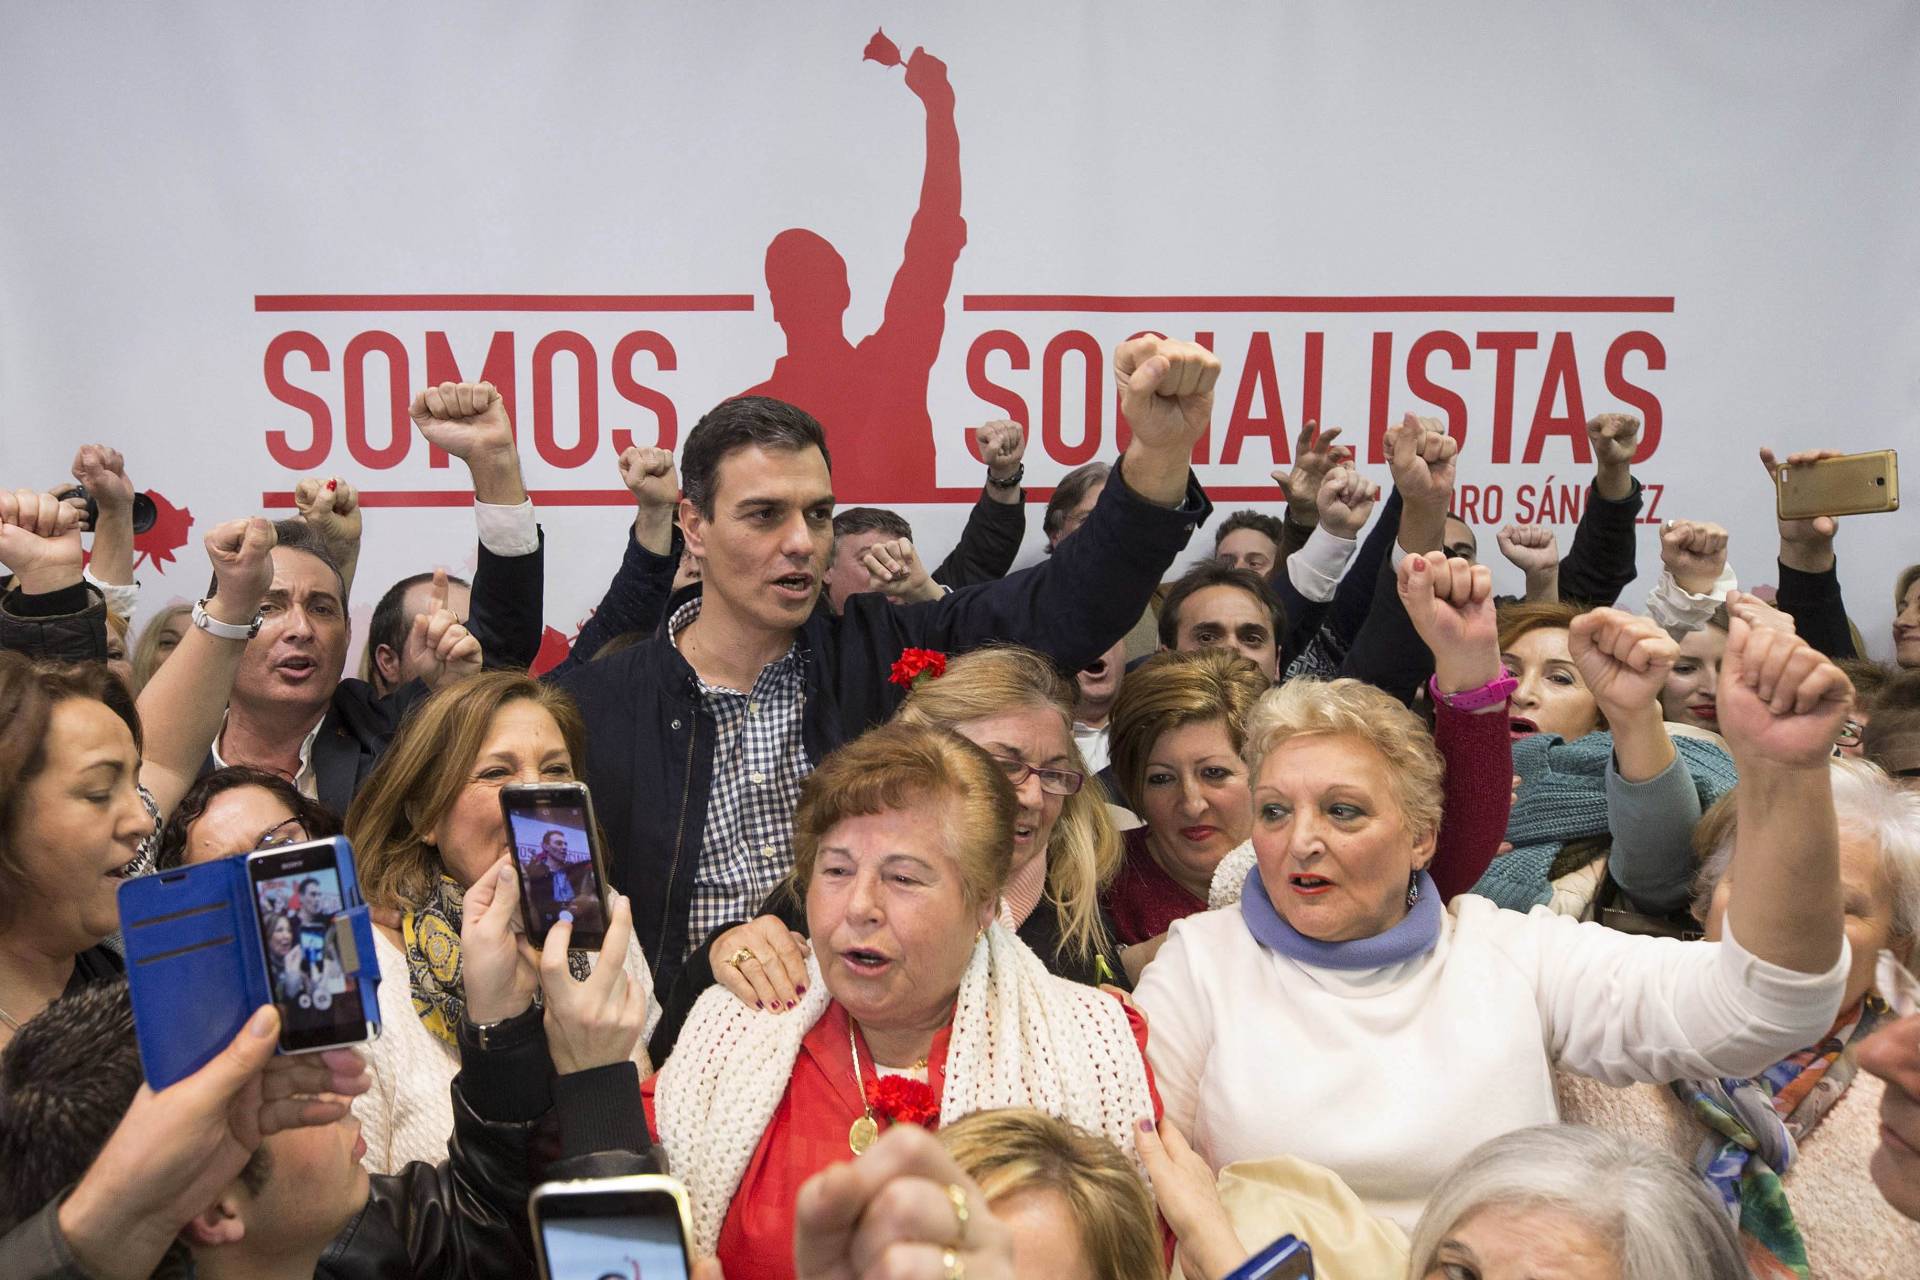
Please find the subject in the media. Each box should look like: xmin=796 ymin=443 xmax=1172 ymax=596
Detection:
xmin=741 ymin=39 xmax=964 ymax=503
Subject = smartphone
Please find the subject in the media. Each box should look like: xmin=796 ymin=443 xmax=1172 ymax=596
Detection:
xmin=244 ymin=840 xmax=372 ymax=1054
xmin=1224 ymin=1234 xmax=1314 ymax=1280
xmin=529 ymin=1175 xmax=694 ymax=1280
xmin=502 ymin=781 xmax=611 ymax=950
xmin=1774 ymin=449 xmax=1899 ymax=520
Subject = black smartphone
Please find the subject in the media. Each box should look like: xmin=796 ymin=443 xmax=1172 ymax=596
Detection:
xmin=244 ymin=840 xmax=372 ymax=1054
xmin=1224 ymin=1234 xmax=1314 ymax=1280
xmin=502 ymin=781 xmax=611 ymax=950
xmin=529 ymin=1175 xmax=694 ymax=1280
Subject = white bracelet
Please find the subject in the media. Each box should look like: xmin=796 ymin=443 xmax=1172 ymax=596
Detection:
xmin=192 ymin=597 xmax=262 ymax=641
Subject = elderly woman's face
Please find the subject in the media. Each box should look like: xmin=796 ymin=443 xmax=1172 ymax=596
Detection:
xmin=1141 ymin=718 xmax=1251 ymax=897
xmin=1658 ymin=626 xmax=1724 ymax=733
xmin=1502 ymin=627 xmax=1600 ymax=741
xmin=1252 ymin=734 xmax=1434 ymax=943
xmin=807 ymin=805 xmax=993 ymax=1037
xmin=430 ymin=700 xmax=574 ymax=890
xmin=952 ymin=706 xmax=1076 ymax=875
xmin=1704 ymin=827 xmax=1899 ymax=1013
xmin=11 ymin=699 xmax=151 ymax=951
xmin=1424 ymin=1201 xmax=1620 ymax=1280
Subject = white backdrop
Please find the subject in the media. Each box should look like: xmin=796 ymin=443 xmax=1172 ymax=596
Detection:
xmin=3 ymin=2 xmax=1916 ymax=665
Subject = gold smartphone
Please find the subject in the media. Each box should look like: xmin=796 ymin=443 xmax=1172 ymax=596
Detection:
xmin=528 ymin=1174 xmax=695 ymax=1280
xmin=1774 ymin=450 xmax=1899 ymax=520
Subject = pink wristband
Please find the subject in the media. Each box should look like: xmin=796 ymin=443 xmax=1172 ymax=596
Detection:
xmin=1428 ymin=668 xmax=1517 ymax=712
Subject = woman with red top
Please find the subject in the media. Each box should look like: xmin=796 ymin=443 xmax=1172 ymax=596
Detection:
xmin=1103 ymin=650 xmax=1269 ymax=968
xmin=643 ymin=721 xmax=1161 ymax=1278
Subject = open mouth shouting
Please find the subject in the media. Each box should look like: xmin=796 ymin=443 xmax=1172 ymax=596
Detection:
xmin=1287 ymin=872 xmax=1335 ymax=897
xmin=771 ymin=571 xmax=816 ymax=603
xmin=837 ymin=944 xmax=894 ymax=978
xmin=1509 ymin=715 xmax=1539 ymax=739
xmin=1081 ymin=657 xmax=1109 ymax=679
xmin=274 ymin=652 xmax=319 ymax=684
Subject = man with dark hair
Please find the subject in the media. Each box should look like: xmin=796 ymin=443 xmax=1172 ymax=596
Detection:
xmin=207 ymin=380 xmax=545 ymax=812
xmin=0 ymin=923 xmax=655 ymax=1278
xmin=1212 ymin=509 xmax=1286 ymax=576
xmin=363 ymin=570 xmax=471 ymax=696
xmin=551 ymin=336 xmax=1220 ymax=998
xmin=823 ymin=419 xmax=1030 ymax=613
xmin=1042 ymin=460 xmax=1110 ymax=549
xmin=1157 ymin=562 xmax=1288 ymax=680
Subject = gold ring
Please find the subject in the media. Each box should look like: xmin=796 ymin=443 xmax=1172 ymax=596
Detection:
xmin=727 ymin=948 xmax=756 ymax=970
xmin=944 ymin=1182 xmax=970 ymax=1245
xmin=941 ymin=1248 xmax=965 ymax=1280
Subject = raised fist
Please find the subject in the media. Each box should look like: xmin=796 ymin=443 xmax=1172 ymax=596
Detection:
xmin=0 ymin=488 xmax=84 ymax=592
xmin=1396 ymin=552 xmax=1500 ymax=692
xmin=1569 ymin=608 xmax=1679 ymax=718
xmin=1316 ymin=465 xmax=1379 ymax=540
xmin=1271 ymin=421 xmax=1349 ymax=524
xmin=975 ymin=419 xmax=1026 ymax=481
xmin=1716 ymin=618 xmax=1853 ymax=768
xmin=857 ymin=537 xmax=939 ymax=605
xmin=619 ymin=446 xmax=679 ymax=511
xmin=1112 ymin=337 xmax=1222 ymax=457
xmin=70 ymin=444 xmax=135 ymax=515
xmin=1387 ymin=413 xmax=1458 ymax=513
xmin=1587 ymin=414 xmax=1641 ymax=470
xmin=1659 ymin=520 xmax=1728 ymax=594
xmin=1726 ymin=588 xmax=1795 ymax=635
xmin=404 ymin=568 xmax=483 ymax=689
xmin=408 ymin=381 xmax=514 ymax=461
xmin=1496 ymin=524 xmax=1559 ymax=575
xmin=204 ymin=517 xmax=277 ymax=616
xmin=903 ymin=46 xmax=954 ymax=110
xmin=293 ymin=477 xmax=363 ymax=552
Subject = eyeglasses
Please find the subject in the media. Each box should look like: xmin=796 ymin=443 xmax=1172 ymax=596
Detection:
xmin=988 ymin=755 xmax=1085 ymax=797
xmin=253 ymin=818 xmax=311 ymax=850
xmin=1836 ymin=720 xmax=1866 ymax=747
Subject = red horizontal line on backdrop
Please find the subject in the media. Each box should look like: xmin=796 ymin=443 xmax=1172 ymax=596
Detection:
xmin=263 ymin=485 xmax=1290 ymax=509
xmin=253 ymin=294 xmax=756 ymax=312
xmin=962 ymin=294 xmax=1674 ymax=313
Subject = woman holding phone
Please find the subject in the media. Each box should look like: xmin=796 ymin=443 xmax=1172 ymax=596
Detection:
xmin=342 ymin=671 xmax=659 ymax=1174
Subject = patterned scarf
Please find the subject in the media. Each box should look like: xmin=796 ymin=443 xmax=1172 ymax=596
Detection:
xmin=1671 ymin=992 xmax=1889 ymax=1279
xmin=400 ymin=876 xmax=593 ymax=1047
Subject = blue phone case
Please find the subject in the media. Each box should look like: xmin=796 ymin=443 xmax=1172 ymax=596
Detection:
xmin=116 ymin=837 xmax=381 ymax=1088
xmin=1223 ymin=1234 xmax=1314 ymax=1280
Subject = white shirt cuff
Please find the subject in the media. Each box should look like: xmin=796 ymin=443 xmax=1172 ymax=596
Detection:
xmin=83 ymin=567 xmax=139 ymax=621
xmin=1285 ymin=525 xmax=1359 ymax=603
xmin=1646 ymin=563 xmax=1736 ymax=637
xmin=474 ymin=499 xmax=539 ymax=558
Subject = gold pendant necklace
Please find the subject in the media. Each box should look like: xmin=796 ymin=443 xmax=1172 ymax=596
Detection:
xmin=847 ymin=1016 xmax=879 ymax=1155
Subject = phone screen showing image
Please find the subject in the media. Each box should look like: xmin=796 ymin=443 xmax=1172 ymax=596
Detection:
xmin=539 ymin=1213 xmax=691 ymax=1280
xmin=506 ymin=787 xmax=607 ymax=949
xmin=245 ymin=844 xmax=367 ymax=1053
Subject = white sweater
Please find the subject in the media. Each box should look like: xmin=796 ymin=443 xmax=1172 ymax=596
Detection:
xmin=352 ymin=926 xmax=660 ymax=1174
xmin=1133 ymin=894 xmax=1848 ymax=1230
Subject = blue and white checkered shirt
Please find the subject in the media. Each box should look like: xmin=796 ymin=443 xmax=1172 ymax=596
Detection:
xmin=670 ymin=597 xmax=812 ymax=958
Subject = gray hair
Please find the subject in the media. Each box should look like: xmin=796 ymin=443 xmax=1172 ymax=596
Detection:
xmin=1691 ymin=756 xmax=1920 ymax=939
xmin=1407 ymin=1125 xmax=1746 ymax=1280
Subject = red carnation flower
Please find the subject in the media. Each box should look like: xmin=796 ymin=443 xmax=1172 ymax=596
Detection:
xmin=888 ymin=647 xmax=947 ymax=690
xmin=865 ymin=1073 xmax=940 ymax=1128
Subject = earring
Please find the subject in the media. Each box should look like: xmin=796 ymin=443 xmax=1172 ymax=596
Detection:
xmin=1405 ymin=872 xmax=1421 ymax=909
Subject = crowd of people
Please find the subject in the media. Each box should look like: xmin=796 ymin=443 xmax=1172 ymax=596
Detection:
xmin=0 ymin=336 xmax=1916 ymax=1280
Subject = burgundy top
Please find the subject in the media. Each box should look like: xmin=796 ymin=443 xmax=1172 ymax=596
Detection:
xmin=1104 ymin=827 xmax=1209 ymax=946
xmin=1100 ymin=697 xmax=1513 ymax=945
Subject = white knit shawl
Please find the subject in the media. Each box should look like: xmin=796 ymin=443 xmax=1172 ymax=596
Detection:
xmin=654 ymin=921 xmax=1157 ymax=1254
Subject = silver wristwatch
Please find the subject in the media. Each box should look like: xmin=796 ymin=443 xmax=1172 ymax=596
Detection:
xmin=192 ymin=597 xmax=263 ymax=641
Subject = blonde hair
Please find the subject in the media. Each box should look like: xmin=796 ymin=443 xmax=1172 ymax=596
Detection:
xmin=345 ymin=672 xmax=588 ymax=912
xmin=938 ymin=1109 xmax=1160 ymax=1280
xmin=793 ymin=722 xmax=1018 ymax=910
xmin=1109 ymin=649 xmax=1270 ymax=813
xmin=129 ymin=602 xmax=191 ymax=693
xmin=1242 ymin=678 xmax=1446 ymax=842
xmin=893 ymin=646 xmax=1119 ymax=964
